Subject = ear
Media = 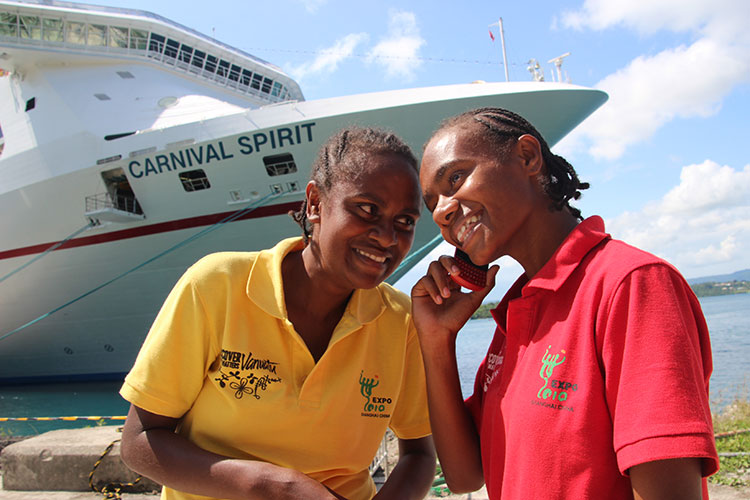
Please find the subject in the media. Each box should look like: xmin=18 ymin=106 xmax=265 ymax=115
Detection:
xmin=306 ymin=181 xmax=322 ymax=224
xmin=515 ymin=134 xmax=544 ymax=177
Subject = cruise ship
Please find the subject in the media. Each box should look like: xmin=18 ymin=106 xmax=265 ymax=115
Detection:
xmin=0 ymin=0 xmax=608 ymax=382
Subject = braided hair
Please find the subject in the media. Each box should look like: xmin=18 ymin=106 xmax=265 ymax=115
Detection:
xmin=432 ymin=107 xmax=589 ymax=220
xmin=290 ymin=126 xmax=418 ymax=242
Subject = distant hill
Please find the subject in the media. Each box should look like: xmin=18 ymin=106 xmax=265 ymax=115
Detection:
xmin=686 ymin=269 xmax=750 ymax=285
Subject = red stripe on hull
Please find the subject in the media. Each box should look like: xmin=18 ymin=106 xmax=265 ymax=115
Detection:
xmin=0 ymin=201 xmax=302 ymax=260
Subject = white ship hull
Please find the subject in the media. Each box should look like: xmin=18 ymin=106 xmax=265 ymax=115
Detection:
xmin=0 ymin=1 xmax=607 ymax=382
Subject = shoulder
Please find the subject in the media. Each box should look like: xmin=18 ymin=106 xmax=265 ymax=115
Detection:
xmin=182 ymin=251 xmax=258 ymax=288
xmin=375 ymin=281 xmax=412 ymax=317
xmin=589 ymin=237 xmax=685 ymax=284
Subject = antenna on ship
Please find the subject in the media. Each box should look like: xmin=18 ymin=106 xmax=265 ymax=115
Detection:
xmin=527 ymin=58 xmax=544 ymax=82
xmin=488 ymin=18 xmax=510 ymax=82
xmin=548 ymin=52 xmax=571 ymax=82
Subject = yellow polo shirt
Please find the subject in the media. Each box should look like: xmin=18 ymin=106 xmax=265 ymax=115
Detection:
xmin=120 ymin=237 xmax=431 ymax=500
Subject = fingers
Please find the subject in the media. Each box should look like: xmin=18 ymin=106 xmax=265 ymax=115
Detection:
xmin=412 ymin=257 xmax=460 ymax=304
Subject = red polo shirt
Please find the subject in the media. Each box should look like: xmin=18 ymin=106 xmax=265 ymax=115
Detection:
xmin=466 ymin=216 xmax=718 ymax=499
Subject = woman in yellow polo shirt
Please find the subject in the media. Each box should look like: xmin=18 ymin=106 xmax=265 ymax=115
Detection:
xmin=119 ymin=127 xmax=436 ymax=500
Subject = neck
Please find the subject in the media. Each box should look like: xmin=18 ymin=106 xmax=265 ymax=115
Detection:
xmin=283 ymin=244 xmax=353 ymax=319
xmin=514 ymin=209 xmax=580 ymax=280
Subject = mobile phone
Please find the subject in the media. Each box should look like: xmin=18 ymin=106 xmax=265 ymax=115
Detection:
xmin=451 ymin=249 xmax=489 ymax=291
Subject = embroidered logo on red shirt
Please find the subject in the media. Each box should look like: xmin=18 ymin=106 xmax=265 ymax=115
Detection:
xmin=533 ymin=345 xmax=578 ymax=411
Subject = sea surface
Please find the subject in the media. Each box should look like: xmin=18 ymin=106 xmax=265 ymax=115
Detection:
xmin=1 ymin=293 xmax=748 ymax=436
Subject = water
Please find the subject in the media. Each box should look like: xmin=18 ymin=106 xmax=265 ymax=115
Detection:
xmin=454 ymin=293 xmax=750 ymax=406
xmin=1 ymin=294 xmax=748 ymax=436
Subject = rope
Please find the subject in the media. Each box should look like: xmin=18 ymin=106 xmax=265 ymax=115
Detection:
xmin=0 ymin=190 xmax=285 ymax=343
xmin=89 ymin=427 xmax=143 ymax=500
xmin=0 ymin=416 xmax=126 ymax=422
xmin=715 ymin=428 xmax=750 ymax=439
xmin=0 ymin=221 xmax=96 ymax=284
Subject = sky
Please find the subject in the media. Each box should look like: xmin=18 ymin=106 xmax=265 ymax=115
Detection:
xmin=90 ymin=0 xmax=750 ymax=301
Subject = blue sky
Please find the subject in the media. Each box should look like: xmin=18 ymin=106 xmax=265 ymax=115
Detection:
xmin=92 ymin=0 xmax=750 ymax=301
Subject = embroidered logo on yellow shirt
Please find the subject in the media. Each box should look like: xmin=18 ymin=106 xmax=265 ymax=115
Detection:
xmin=215 ymin=349 xmax=282 ymax=400
xmin=359 ymin=370 xmax=392 ymax=419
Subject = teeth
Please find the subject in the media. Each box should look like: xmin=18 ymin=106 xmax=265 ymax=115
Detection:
xmin=356 ymin=248 xmax=386 ymax=263
xmin=456 ymin=215 xmax=480 ymax=244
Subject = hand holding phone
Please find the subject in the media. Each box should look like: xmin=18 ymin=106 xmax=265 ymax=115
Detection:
xmin=451 ymin=249 xmax=489 ymax=291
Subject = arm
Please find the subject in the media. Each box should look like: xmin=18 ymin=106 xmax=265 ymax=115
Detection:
xmin=120 ymin=404 xmax=344 ymax=500
xmin=630 ymin=458 xmax=703 ymax=500
xmin=373 ymin=436 xmax=436 ymax=500
xmin=410 ymin=258 xmax=499 ymax=493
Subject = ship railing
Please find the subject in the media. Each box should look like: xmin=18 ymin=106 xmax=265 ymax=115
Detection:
xmin=85 ymin=192 xmax=143 ymax=216
xmin=0 ymin=28 xmax=293 ymax=104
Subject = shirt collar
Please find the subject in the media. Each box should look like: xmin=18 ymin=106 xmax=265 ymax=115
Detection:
xmin=246 ymin=236 xmax=386 ymax=325
xmin=522 ymin=215 xmax=610 ymax=295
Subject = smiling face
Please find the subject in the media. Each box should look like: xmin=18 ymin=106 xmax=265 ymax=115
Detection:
xmin=420 ymin=123 xmax=547 ymax=266
xmin=308 ymin=151 xmax=422 ymax=291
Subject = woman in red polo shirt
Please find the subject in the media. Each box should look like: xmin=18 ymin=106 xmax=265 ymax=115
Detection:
xmin=412 ymin=107 xmax=718 ymax=500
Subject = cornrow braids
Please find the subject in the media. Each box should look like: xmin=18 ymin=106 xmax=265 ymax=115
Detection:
xmin=432 ymin=107 xmax=589 ymax=221
xmin=289 ymin=126 xmax=418 ymax=242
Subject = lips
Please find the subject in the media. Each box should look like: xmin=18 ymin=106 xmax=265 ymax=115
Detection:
xmin=354 ymin=247 xmax=388 ymax=264
xmin=455 ymin=214 xmax=480 ymax=245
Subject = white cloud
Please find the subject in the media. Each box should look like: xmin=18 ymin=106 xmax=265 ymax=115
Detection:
xmin=287 ymin=33 xmax=368 ymax=81
xmin=366 ymin=10 xmax=425 ymax=81
xmin=606 ymin=160 xmax=750 ymax=276
xmin=296 ymin=0 xmax=327 ymax=13
xmin=557 ymin=0 xmax=750 ymax=160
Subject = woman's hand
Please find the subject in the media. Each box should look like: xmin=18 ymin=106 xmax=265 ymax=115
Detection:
xmin=411 ymin=255 xmax=499 ymax=343
xmin=120 ymin=404 xmax=342 ymax=500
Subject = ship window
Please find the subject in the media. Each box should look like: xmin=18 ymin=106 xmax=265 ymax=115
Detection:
xmin=109 ymin=26 xmax=128 ymax=48
xmin=229 ymin=64 xmax=241 ymax=82
xmin=178 ymin=44 xmax=193 ymax=64
xmin=179 ymin=169 xmax=211 ymax=192
xmin=251 ymin=73 xmax=262 ymax=90
xmin=217 ymin=59 xmax=230 ymax=78
xmin=94 ymin=93 xmax=111 ymax=101
xmin=0 ymin=13 xmax=17 ymax=37
xmin=192 ymin=50 xmax=206 ymax=69
xmin=19 ymin=15 xmax=40 ymax=39
xmin=241 ymin=69 xmax=253 ymax=86
xmin=116 ymin=71 xmax=135 ymax=79
xmin=88 ymin=24 xmax=107 ymax=46
xmin=130 ymin=29 xmax=148 ymax=50
xmin=42 ymin=18 xmax=63 ymax=42
xmin=148 ymin=33 xmax=165 ymax=55
xmin=263 ymin=153 xmax=297 ymax=176
xmin=164 ymin=38 xmax=179 ymax=59
xmin=271 ymin=81 xmax=282 ymax=97
xmin=25 ymin=97 xmax=35 ymax=111
xmin=204 ymin=54 xmax=217 ymax=73
xmin=261 ymin=77 xmax=272 ymax=94
xmin=66 ymin=21 xmax=85 ymax=44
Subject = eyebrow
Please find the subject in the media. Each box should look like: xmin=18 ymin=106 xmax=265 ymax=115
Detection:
xmin=357 ymin=192 xmax=422 ymax=216
xmin=422 ymin=160 xmax=460 ymax=210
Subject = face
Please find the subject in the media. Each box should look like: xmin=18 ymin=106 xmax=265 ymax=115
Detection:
xmin=420 ymin=124 xmax=545 ymax=266
xmin=308 ymin=152 xmax=422 ymax=291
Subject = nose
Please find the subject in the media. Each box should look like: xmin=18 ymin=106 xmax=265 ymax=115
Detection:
xmin=433 ymin=194 xmax=457 ymax=227
xmin=369 ymin=219 xmax=398 ymax=247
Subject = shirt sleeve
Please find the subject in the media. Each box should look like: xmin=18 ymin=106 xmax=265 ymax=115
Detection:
xmin=120 ymin=264 xmax=220 ymax=418
xmin=599 ymin=263 xmax=719 ymax=476
xmin=388 ymin=319 xmax=432 ymax=440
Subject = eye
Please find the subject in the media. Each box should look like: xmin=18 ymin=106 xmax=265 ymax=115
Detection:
xmin=358 ymin=203 xmax=377 ymax=217
xmin=395 ymin=215 xmax=416 ymax=230
xmin=448 ymin=170 xmax=464 ymax=187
